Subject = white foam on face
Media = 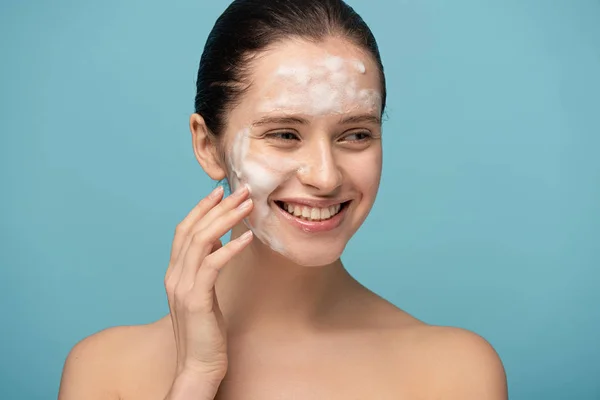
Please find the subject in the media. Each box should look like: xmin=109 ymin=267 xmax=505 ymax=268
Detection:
xmin=353 ymin=60 xmax=366 ymax=74
xmin=228 ymin=55 xmax=382 ymax=263
xmin=229 ymin=128 xmax=302 ymax=255
xmin=259 ymin=55 xmax=382 ymax=117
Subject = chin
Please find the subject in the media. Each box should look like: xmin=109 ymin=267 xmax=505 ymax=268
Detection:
xmin=276 ymin=240 xmax=347 ymax=267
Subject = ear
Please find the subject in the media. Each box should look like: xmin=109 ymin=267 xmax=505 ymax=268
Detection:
xmin=190 ymin=113 xmax=227 ymax=181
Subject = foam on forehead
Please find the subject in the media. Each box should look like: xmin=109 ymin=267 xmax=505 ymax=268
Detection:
xmin=226 ymin=56 xmax=381 ymax=261
xmin=258 ymin=55 xmax=381 ymax=116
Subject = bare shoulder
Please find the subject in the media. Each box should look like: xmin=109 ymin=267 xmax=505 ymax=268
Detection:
xmin=396 ymin=324 xmax=508 ymax=399
xmin=358 ymin=295 xmax=507 ymax=399
xmin=58 ymin=316 xmax=175 ymax=400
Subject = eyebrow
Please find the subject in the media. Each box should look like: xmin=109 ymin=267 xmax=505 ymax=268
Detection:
xmin=251 ymin=116 xmax=309 ymax=127
xmin=251 ymin=114 xmax=381 ymax=127
xmin=338 ymin=114 xmax=381 ymax=125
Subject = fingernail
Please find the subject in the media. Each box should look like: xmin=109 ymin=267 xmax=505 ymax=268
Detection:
xmin=238 ymin=198 xmax=252 ymax=210
xmin=238 ymin=230 xmax=253 ymax=242
xmin=209 ymin=185 xmax=224 ymax=199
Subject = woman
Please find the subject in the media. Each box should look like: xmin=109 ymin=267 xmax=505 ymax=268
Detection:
xmin=59 ymin=0 xmax=507 ymax=399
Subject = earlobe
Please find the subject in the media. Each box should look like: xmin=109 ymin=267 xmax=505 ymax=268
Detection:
xmin=189 ymin=113 xmax=227 ymax=181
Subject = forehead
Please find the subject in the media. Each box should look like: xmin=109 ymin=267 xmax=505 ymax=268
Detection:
xmin=251 ymin=37 xmax=380 ymax=85
xmin=236 ymin=37 xmax=382 ymax=117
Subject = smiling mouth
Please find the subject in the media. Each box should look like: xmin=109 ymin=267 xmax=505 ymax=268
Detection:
xmin=274 ymin=201 xmax=351 ymax=222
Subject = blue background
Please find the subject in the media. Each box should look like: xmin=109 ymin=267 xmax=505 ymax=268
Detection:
xmin=1 ymin=0 xmax=599 ymax=398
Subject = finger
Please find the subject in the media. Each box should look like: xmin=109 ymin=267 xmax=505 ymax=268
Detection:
xmin=166 ymin=186 xmax=225 ymax=289
xmin=177 ymin=199 xmax=253 ymax=289
xmin=169 ymin=185 xmax=224 ymax=266
xmin=165 ymin=187 xmax=223 ymax=348
xmin=189 ymin=184 xmax=251 ymax=238
xmin=192 ymin=230 xmax=254 ymax=308
xmin=170 ymin=184 xmax=250 ymax=279
xmin=165 ymin=186 xmax=224 ymax=368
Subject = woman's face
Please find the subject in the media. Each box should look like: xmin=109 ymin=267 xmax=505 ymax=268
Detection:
xmin=222 ymin=37 xmax=383 ymax=267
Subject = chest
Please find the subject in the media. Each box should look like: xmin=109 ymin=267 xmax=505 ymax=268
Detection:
xmin=126 ymin=332 xmax=432 ymax=400
xmin=211 ymin=335 xmax=413 ymax=400
xmin=214 ymin=364 xmax=399 ymax=399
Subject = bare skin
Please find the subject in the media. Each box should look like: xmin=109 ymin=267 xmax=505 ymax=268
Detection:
xmin=58 ymin=37 xmax=507 ymax=400
xmin=58 ymin=195 xmax=507 ymax=399
xmin=58 ymin=283 xmax=506 ymax=399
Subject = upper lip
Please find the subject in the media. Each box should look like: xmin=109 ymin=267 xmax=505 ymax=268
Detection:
xmin=274 ymin=198 xmax=350 ymax=208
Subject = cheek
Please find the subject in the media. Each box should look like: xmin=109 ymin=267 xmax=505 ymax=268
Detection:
xmin=237 ymin=155 xmax=301 ymax=202
xmin=226 ymin=128 xmax=297 ymax=195
xmin=243 ymin=160 xmax=282 ymax=196
xmin=343 ymin=148 xmax=382 ymax=197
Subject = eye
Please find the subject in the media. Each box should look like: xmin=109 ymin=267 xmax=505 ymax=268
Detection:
xmin=266 ymin=131 xmax=301 ymax=141
xmin=340 ymin=131 xmax=372 ymax=142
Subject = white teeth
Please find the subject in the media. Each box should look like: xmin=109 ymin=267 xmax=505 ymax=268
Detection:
xmin=302 ymin=207 xmax=311 ymax=218
xmin=310 ymin=208 xmax=319 ymax=220
xmin=280 ymin=202 xmax=344 ymax=221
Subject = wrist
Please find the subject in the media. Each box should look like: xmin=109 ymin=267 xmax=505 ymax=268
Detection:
xmin=167 ymin=370 xmax=224 ymax=400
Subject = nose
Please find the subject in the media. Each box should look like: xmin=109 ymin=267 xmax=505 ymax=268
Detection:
xmin=297 ymin=141 xmax=343 ymax=193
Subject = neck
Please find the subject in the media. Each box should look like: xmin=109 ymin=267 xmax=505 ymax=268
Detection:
xmin=215 ymin=223 xmax=361 ymax=339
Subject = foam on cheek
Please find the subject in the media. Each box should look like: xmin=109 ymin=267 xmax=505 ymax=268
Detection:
xmin=229 ymin=128 xmax=302 ymax=255
xmin=227 ymin=56 xmax=382 ymax=262
xmin=260 ymin=55 xmax=382 ymax=116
